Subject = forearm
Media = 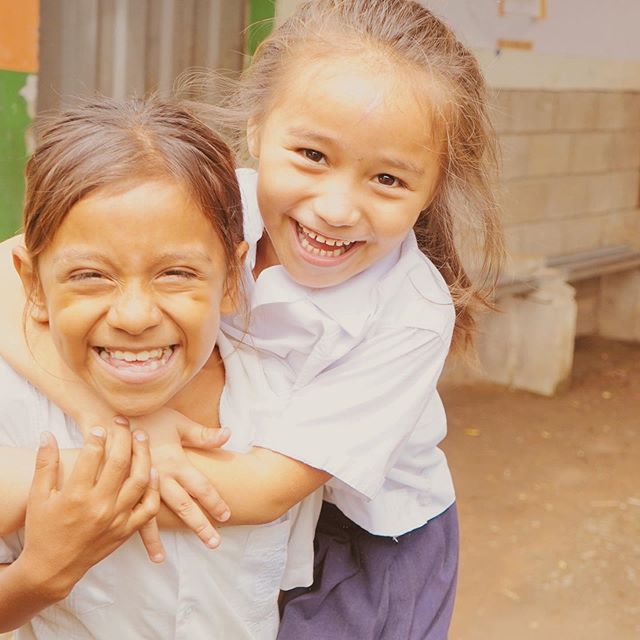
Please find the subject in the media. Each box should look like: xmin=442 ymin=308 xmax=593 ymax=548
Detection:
xmin=0 ymin=556 xmax=68 ymax=632
xmin=176 ymin=447 xmax=328 ymax=526
xmin=0 ymin=441 xmax=328 ymax=535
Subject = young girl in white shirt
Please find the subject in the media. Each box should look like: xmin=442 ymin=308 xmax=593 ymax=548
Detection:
xmin=0 ymin=1 xmax=504 ymax=638
xmin=0 ymin=97 xmax=323 ymax=639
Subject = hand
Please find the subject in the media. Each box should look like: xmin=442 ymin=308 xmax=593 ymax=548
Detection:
xmin=19 ymin=426 xmax=159 ymax=601
xmin=129 ymin=410 xmax=231 ymax=548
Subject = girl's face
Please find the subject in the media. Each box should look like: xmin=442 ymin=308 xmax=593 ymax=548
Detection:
xmin=22 ymin=180 xmax=236 ymax=416
xmin=249 ymin=55 xmax=444 ymax=288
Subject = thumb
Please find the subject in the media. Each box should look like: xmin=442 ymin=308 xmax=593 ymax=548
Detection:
xmin=176 ymin=420 xmax=231 ymax=450
xmin=30 ymin=431 xmax=60 ymax=498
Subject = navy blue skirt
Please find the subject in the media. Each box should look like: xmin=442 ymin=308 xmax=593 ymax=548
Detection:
xmin=278 ymin=501 xmax=458 ymax=640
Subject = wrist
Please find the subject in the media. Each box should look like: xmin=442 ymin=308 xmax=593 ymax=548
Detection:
xmin=17 ymin=548 xmax=80 ymax=603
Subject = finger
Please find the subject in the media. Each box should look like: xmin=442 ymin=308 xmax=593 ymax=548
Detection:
xmin=177 ymin=465 xmax=230 ymax=523
xmin=67 ymin=426 xmax=107 ymax=489
xmin=97 ymin=421 xmax=132 ymax=494
xmin=115 ymin=430 xmax=151 ymax=510
xmin=134 ymin=469 xmax=164 ymax=563
xmin=159 ymin=476 xmax=221 ymax=549
xmin=176 ymin=420 xmax=231 ymax=451
xmin=30 ymin=431 xmax=60 ymax=498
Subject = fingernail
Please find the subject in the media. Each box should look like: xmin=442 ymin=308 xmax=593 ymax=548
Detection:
xmin=218 ymin=509 xmax=230 ymax=522
xmin=219 ymin=427 xmax=230 ymax=439
xmin=114 ymin=416 xmax=129 ymax=426
xmin=207 ymin=534 xmax=221 ymax=549
xmin=90 ymin=426 xmax=106 ymax=439
xmin=152 ymin=553 xmax=165 ymax=563
xmin=150 ymin=468 xmax=158 ymax=484
xmin=39 ymin=431 xmax=51 ymax=447
xmin=134 ymin=430 xmax=147 ymax=442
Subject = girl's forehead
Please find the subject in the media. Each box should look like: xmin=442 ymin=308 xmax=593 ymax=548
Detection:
xmin=268 ymin=55 xmax=445 ymax=145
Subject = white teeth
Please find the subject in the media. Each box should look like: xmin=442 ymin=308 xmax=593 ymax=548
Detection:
xmin=297 ymin=223 xmax=355 ymax=257
xmin=100 ymin=346 xmax=173 ymax=363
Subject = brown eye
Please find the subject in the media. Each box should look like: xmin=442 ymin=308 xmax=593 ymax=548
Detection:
xmin=377 ymin=173 xmax=398 ymax=187
xmin=303 ymin=149 xmax=325 ymax=163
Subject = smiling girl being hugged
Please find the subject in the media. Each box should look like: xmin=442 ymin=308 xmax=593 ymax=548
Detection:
xmin=0 ymin=98 xmax=325 ymax=639
xmin=0 ymin=1 xmax=504 ymax=638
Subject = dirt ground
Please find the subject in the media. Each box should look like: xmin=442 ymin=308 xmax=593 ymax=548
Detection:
xmin=442 ymin=336 xmax=640 ymax=640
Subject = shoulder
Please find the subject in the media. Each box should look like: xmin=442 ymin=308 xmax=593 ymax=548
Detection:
xmin=375 ymin=234 xmax=455 ymax=339
xmin=0 ymin=358 xmax=45 ymax=446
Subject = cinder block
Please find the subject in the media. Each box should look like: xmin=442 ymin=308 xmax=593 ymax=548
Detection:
xmin=586 ymin=174 xmax=616 ymax=213
xmin=499 ymin=134 xmax=530 ymax=179
xmin=527 ymin=133 xmax=572 ymax=177
xmin=555 ymin=92 xmax=598 ymax=131
xmin=598 ymin=268 xmax=640 ymax=341
xmin=570 ymin=133 xmax=612 ymax=173
xmin=561 ymin=216 xmax=603 ymax=254
xmin=623 ymin=93 xmax=640 ymax=130
xmin=596 ymin=92 xmax=629 ymax=131
xmin=501 ymin=178 xmax=551 ymax=223
xmin=588 ymin=172 xmax=639 ymax=213
xmin=517 ymin=220 xmax=565 ymax=257
xmin=608 ymin=132 xmax=640 ymax=170
xmin=547 ymin=175 xmax=590 ymax=218
xmin=602 ymin=209 xmax=640 ymax=247
xmin=627 ymin=93 xmax=640 ymax=130
xmin=509 ymin=91 xmax=556 ymax=132
xmin=475 ymin=272 xmax=577 ymax=395
xmin=526 ymin=224 xmax=555 ymax=256
xmin=488 ymin=88 xmax=513 ymax=133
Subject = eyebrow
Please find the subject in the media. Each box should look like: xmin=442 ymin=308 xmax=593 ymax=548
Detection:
xmin=285 ymin=126 xmax=338 ymax=147
xmin=53 ymin=249 xmax=214 ymax=266
xmin=286 ymin=126 xmax=425 ymax=177
xmin=376 ymin=155 xmax=424 ymax=177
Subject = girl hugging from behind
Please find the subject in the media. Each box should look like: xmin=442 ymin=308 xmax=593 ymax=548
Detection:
xmin=0 ymin=1 xmax=503 ymax=639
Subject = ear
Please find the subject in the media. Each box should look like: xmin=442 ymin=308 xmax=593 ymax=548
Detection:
xmin=246 ymin=116 xmax=261 ymax=160
xmin=220 ymin=241 xmax=249 ymax=315
xmin=12 ymin=246 xmax=49 ymax=324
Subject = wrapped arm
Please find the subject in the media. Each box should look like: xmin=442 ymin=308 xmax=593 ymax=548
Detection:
xmin=0 ymin=442 xmax=328 ymax=535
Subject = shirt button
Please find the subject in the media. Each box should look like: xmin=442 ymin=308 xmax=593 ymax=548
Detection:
xmin=183 ymin=606 xmax=193 ymax=619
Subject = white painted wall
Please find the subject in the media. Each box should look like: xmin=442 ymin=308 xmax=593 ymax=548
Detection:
xmin=275 ymin=0 xmax=640 ymax=90
xmin=425 ymin=0 xmax=640 ymax=61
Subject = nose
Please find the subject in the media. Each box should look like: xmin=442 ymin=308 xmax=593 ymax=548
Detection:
xmin=312 ymin=182 xmax=361 ymax=228
xmin=106 ymin=283 xmax=162 ymax=335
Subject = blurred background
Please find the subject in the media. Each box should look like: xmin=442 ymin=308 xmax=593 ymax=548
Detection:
xmin=0 ymin=1 xmax=638 ymax=639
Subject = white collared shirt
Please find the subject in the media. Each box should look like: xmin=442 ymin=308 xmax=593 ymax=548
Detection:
xmin=222 ymin=169 xmax=456 ymax=536
xmin=0 ymin=334 xmax=322 ymax=640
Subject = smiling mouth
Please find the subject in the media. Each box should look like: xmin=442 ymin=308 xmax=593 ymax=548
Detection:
xmin=95 ymin=346 xmax=175 ymax=371
xmin=296 ymin=222 xmax=359 ymax=257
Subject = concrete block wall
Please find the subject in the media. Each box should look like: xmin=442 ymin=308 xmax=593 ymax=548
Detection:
xmin=492 ymin=89 xmax=640 ymax=260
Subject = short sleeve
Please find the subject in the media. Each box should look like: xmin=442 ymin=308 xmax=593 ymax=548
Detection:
xmin=251 ymin=326 xmax=450 ymax=500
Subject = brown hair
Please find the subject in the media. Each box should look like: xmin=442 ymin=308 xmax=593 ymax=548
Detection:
xmin=23 ymin=96 xmax=244 ymax=287
xmin=214 ymin=0 xmax=504 ymax=351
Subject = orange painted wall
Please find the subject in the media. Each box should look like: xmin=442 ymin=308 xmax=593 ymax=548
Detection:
xmin=0 ymin=0 xmax=39 ymax=73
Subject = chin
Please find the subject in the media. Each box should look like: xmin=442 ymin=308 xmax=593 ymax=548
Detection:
xmin=106 ymin=394 xmax=168 ymax=418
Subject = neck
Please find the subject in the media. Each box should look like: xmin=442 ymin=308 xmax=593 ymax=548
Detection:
xmin=166 ymin=347 xmax=226 ymax=427
xmin=253 ymin=235 xmax=279 ymax=280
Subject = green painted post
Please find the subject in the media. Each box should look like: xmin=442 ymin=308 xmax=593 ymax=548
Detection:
xmin=247 ymin=0 xmax=276 ymax=56
xmin=0 ymin=69 xmax=30 ymax=240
